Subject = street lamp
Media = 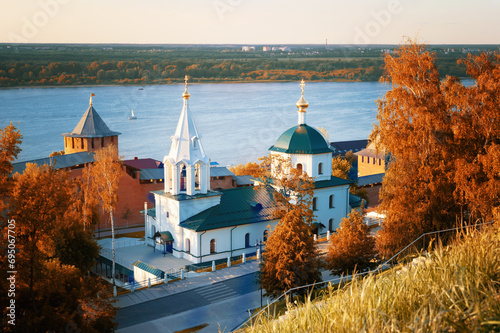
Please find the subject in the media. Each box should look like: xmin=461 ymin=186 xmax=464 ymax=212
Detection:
xmin=255 ymin=239 xmax=263 ymax=308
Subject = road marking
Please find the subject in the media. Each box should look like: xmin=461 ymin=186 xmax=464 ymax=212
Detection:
xmin=196 ymin=283 xmax=238 ymax=303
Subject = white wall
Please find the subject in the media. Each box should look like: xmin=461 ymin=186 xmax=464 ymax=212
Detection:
xmin=312 ymin=184 xmax=350 ymax=233
xmin=289 ymin=152 xmax=332 ymax=181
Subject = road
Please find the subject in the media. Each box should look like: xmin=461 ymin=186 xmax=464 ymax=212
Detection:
xmin=116 ymin=272 xmax=260 ymax=331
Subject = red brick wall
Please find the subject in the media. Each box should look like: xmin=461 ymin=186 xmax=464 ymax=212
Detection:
xmin=69 ymin=166 xmax=162 ymax=231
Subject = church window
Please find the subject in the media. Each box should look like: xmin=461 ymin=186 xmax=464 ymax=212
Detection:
xmin=91 ymin=138 xmax=94 ymax=149
xmin=313 ymin=197 xmax=318 ymax=211
xmin=263 ymin=230 xmax=268 ymax=242
xmin=195 ymin=164 xmax=201 ymax=190
xmin=245 ymin=233 xmax=250 ymax=248
xmin=329 ymin=219 xmax=334 ymax=232
xmin=180 ymin=165 xmax=187 ymax=191
xmin=329 ymin=195 xmax=334 ymax=208
xmin=185 ymin=238 xmax=190 ymax=253
xmin=296 ymin=163 xmax=303 ymax=173
xmin=101 ymin=137 xmax=105 ymax=147
xmin=210 ymin=239 xmax=216 ymax=254
xmin=318 ymin=162 xmax=323 ymax=175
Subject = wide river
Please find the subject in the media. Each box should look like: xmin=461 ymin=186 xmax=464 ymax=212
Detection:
xmin=0 ymin=82 xmax=391 ymax=166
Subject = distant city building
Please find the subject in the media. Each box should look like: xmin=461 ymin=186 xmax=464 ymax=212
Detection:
xmin=241 ymin=46 xmax=255 ymax=51
xmin=262 ymin=46 xmax=271 ymax=51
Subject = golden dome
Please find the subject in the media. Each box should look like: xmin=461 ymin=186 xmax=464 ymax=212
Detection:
xmin=296 ymin=79 xmax=309 ymax=111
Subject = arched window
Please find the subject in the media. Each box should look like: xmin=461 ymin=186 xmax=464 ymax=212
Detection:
xmin=263 ymin=230 xmax=268 ymax=242
xmin=195 ymin=163 xmax=201 ymax=190
xmin=329 ymin=195 xmax=334 ymax=208
xmin=210 ymin=239 xmax=216 ymax=254
xmin=245 ymin=233 xmax=250 ymax=248
xmin=329 ymin=219 xmax=333 ymax=232
xmin=101 ymin=137 xmax=105 ymax=147
xmin=180 ymin=165 xmax=187 ymax=191
xmin=318 ymin=162 xmax=323 ymax=175
xmin=185 ymin=238 xmax=190 ymax=253
xmin=313 ymin=197 xmax=318 ymax=211
xmin=296 ymin=163 xmax=303 ymax=173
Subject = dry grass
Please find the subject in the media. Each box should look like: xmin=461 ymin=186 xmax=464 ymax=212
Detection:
xmin=245 ymin=225 xmax=500 ymax=332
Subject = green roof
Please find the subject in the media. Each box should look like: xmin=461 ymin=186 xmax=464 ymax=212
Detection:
xmin=314 ymin=176 xmax=352 ymax=188
xmin=180 ymin=185 xmax=284 ymax=232
xmin=151 ymin=189 xmax=222 ymax=202
xmin=132 ymin=260 xmax=165 ymax=278
xmin=349 ymin=193 xmax=363 ymax=208
xmin=160 ymin=231 xmax=174 ymax=242
xmin=269 ymin=125 xmax=334 ymax=155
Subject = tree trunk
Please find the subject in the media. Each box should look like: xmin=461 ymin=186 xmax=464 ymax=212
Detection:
xmin=111 ymin=208 xmax=116 ymax=297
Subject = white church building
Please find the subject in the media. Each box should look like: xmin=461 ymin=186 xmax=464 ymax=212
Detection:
xmin=145 ymin=78 xmax=361 ymax=264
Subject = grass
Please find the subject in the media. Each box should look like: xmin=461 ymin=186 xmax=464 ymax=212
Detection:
xmin=244 ymin=225 xmax=500 ymax=332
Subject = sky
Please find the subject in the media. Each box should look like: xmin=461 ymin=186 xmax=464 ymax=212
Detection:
xmin=1 ymin=0 xmax=499 ymax=45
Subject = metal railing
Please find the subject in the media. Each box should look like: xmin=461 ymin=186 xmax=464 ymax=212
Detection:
xmin=100 ymin=248 xmax=134 ymax=269
xmin=231 ymin=221 xmax=495 ymax=332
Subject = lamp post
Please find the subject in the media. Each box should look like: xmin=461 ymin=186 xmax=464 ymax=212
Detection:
xmin=255 ymin=239 xmax=263 ymax=308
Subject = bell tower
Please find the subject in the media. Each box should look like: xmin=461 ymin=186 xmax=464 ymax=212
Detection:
xmin=163 ymin=76 xmax=210 ymax=196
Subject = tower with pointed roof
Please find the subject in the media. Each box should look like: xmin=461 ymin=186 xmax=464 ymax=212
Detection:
xmin=163 ymin=76 xmax=211 ymax=196
xmin=62 ymin=94 xmax=121 ymax=155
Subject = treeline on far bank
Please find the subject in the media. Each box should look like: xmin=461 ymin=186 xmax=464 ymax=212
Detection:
xmin=0 ymin=57 xmax=467 ymax=87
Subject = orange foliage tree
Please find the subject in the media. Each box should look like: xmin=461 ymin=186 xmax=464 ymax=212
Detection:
xmin=374 ymin=40 xmax=500 ymax=257
xmin=89 ymin=145 xmax=122 ymax=296
xmin=326 ymin=209 xmax=378 ymax=275
xmin=2 ymin=163 xmax=115 ymax=332
xmin=258 ymin=154 xmax=321 ymax=298
xmin=0 ymin=122 xmax=22 ymax=221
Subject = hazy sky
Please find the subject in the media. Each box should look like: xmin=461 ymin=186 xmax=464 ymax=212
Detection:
xmin=1 ymin=0 xmax=499 ymax=44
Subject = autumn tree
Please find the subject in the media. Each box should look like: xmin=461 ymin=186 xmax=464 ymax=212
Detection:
xmin=261 ymin=208 xmax=322 ymax=298
xmin=258 ymin=154 xmax=321 ymax=298
xmin=228 ymin=160 xmax=263 ymax=178
xmin=0 ymin=122 xmax=22 ymax=219
xmin=1 ymin=163 xmax=115 ymax=332
xmin=90 ymin=145 xmax=122 ymax=296
xmin=373 ymin=41 xmax=459 ymax=256
xmin=445 ymin=53 xmax=500 ymax=221
xmin=326 ymin=209 xmax=378 ymax=276
xmin=374 ymin=40 xmax=500 ymax=257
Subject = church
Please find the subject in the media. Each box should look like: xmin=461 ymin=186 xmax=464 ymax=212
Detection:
xmin=146 ymin=78 xmax=361 ymax=263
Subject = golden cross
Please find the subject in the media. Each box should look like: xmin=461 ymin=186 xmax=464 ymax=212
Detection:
xmin=300 ymin=79 xmax=305 ymax=96
xmin=184 ymin=75 xmax=189 ymax=89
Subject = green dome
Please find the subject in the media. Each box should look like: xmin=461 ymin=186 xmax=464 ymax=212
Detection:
xmin=269 ymin=125 xmax=333 ymax=155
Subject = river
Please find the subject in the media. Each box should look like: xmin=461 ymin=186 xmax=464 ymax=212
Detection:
xmin=0 ymin=82 xmax=391 ymax=166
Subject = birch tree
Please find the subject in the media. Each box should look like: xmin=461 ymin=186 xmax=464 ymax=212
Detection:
xmin=91 ymin=145 xmax=122 ymax=296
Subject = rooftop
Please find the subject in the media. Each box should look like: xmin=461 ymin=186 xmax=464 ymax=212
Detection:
xmin=269 ymin=124 xmax=333 ymax=155
xmin=180 ymin=185 xmax=284 ymax=232
xmin=11 ymin=151 xmax=94 ymax=175
xmin=62 ymin=105 xmax=121 ymax=138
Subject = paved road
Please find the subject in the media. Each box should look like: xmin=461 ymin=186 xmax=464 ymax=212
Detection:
xmin=117 ymin=272 xmax=259 ymax=330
